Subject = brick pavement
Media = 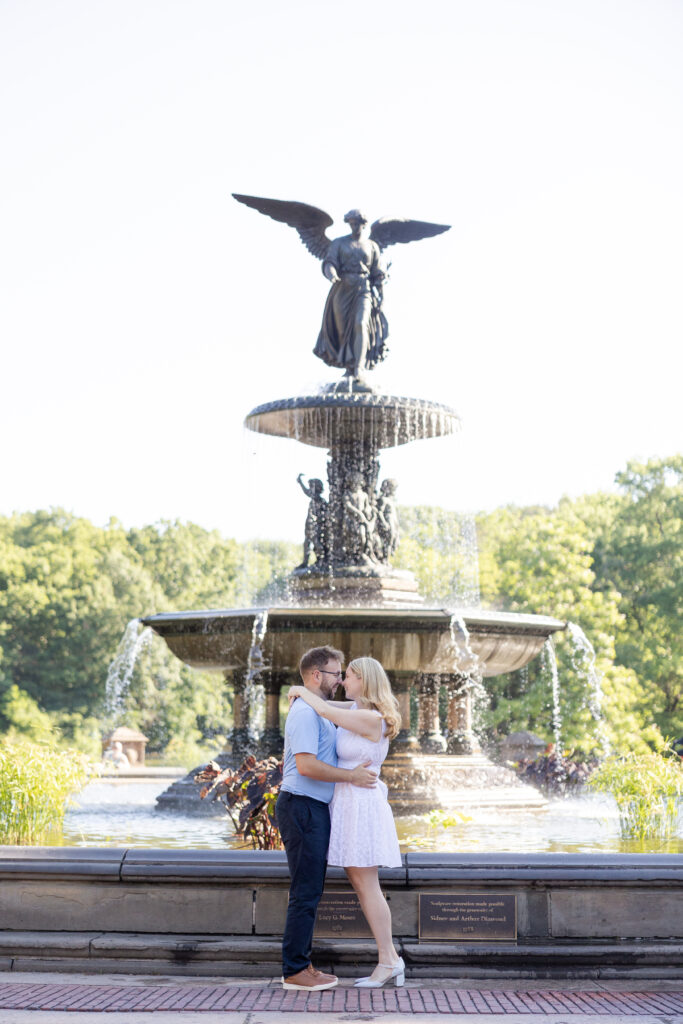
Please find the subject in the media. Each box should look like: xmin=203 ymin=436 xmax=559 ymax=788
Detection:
xmin=0 ymin=982 xmax=681 ymax=1015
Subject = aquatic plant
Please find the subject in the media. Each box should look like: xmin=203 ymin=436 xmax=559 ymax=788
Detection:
xmin=0 ymin=742 xmax=93 ymax=844
xmin=587 ymin=747 xmax=683 ymax=840
xmin=402 ymin=807 xmax=472 ymax=849
xmin=195 ymin=755 xmax=283 ymax=850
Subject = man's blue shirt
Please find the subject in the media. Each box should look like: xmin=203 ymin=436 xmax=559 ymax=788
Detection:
xmin=281 ymin=698 xmax=337 ymax=803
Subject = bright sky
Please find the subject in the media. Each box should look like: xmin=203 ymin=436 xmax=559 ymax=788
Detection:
xmin=2 ymin=0 xmax=682 ymax=543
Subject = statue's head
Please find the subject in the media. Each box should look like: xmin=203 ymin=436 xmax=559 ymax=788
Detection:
xmin=380 ymin=478 xmax=397 ymax=495
xmin=310 ymin=478 xmax=324 ymax=495
xmin=344 ymin=209 xmax=368 ymax=227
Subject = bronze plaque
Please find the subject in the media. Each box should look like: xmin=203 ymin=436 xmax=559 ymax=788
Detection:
xmin=419 ymin=893 xmax=517 ymax=941
xmin=314 ymin=891 xmax=372 ymax=938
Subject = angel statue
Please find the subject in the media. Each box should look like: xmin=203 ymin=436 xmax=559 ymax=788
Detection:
xmin=233 ymin=194 xmax=450 ymax=379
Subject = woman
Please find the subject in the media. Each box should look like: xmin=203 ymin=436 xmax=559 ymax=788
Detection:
xmin=288 ymin=656 xmax=405 ymax=988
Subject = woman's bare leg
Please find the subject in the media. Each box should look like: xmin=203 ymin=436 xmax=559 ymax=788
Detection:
xmin=345 ymin=866 xmax=399 ymax=980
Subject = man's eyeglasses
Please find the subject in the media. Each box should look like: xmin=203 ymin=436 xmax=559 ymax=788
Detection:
xmin=318 ymin=669 xmax=344 ymax=680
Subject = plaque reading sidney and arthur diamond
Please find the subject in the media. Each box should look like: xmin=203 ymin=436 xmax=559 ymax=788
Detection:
xmin=419 ymin=894 xmax=517 ymax=941
xmin=313 ymin=892 xmax=373 ymax=938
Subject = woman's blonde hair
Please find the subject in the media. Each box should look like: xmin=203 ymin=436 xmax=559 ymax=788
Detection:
xmin=347 ymin=657 xmax=402 ymax=740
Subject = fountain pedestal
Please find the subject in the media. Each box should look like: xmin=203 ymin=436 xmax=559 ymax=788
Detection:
xmin=416 ymin=674 xmax=447 ymax=753
xmin=260 ymin=670 xmax=287 ymax=757
xmin=446 ymin=674 xmax=481 ymax=755
xmin=289 ymin=565 xmax=422 ymax=607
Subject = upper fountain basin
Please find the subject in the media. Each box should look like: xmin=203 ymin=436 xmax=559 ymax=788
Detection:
xmin=244 ymin=389 xmax=461 ymax=449
xmin=141 ymin=606 xmax=566 ymax=678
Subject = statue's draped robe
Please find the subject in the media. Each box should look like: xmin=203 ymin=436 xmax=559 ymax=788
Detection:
xmin=314 ymin=235 xmax=388 ymax=372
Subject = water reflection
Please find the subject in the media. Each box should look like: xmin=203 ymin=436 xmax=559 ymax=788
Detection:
xmin=59 ymin=779 xmax=683 ymax=854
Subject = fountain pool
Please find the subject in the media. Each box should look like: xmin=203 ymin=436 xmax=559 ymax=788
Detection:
xmin=57 ymin=778 xmax=683 ymax=854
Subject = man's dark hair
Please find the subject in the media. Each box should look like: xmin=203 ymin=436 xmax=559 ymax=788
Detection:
xmin=299 ymin=645 xmax=345 ymax=679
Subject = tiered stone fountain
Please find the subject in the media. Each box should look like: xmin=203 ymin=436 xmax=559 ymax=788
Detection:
xmin=144 ymin=194 xmax=565 ymax=814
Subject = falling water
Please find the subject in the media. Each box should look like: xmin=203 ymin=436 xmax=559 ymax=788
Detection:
xmin=453 ymin=512 xmax=481 ymax=608
xmin=104 ymin=619 xmax=152 ymax=725
xmin=446 ymin=611 xmax=482 ymax=679
xmin=542 ymin=638 xmax=563 ymax=752
xmin=517 ymin=664 xmax=529 ymax=691
xmin=567 ymin=622 xmax=610 ymax=756
xmin=445 ymin=610 xmax=487 ymax=735
xmin=245 ymin=609 xmax=268 ymax=741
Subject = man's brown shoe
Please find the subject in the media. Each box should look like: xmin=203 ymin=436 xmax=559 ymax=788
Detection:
xmin=282 ymin=965 xmax=338 ymax=991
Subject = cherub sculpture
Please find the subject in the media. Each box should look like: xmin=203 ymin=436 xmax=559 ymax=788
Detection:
xmin=296 ymin=474 xmax=327 ymax=568
xmin=233 ymin=194 xmax=450 ymax=379
xmin=375 ymin=478 xmax=400 ymax=562
xmin=342 ymin=470 xmax=377 ymax=565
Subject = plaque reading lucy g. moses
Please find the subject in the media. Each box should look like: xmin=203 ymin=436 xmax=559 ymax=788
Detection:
xmin=419 ymin=894 xmax=517 ymax=941
xmin=313 ymin=892 xmax=372 ymax=938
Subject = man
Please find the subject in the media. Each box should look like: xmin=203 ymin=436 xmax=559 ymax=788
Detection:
xmin=275 ymin=645 xmax=377 ymax=991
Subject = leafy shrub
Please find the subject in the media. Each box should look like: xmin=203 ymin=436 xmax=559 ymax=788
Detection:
xmin=514 ymin=752 xmax=598 ymax=794
xmin=195 ymin=755 xmax=283 ymax=850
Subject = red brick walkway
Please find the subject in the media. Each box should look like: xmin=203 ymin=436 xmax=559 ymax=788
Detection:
xmin=0 ymin=983 xmax=681 ymax=1015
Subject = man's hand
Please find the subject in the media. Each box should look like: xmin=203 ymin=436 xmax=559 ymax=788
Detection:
xmin=348 ymin=760 xmax=377 ymax=788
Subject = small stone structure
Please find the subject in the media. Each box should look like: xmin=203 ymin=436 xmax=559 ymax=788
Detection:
xmin=102 ymin=726 xmax=148 ymax=765
xmin=499 ymin=731 xmax=548 ymax=764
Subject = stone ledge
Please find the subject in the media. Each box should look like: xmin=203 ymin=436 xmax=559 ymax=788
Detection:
xmin=0 ymin=847 xmax=123 ymax=881
xmin=3 ymin=849 xmax=682 ymax=886
xmin=5 ymin=957 xmax=279 ymax=977
xmin=1 ymin=932 xmax=682 ymax=979
xmin=0 ymin=933 xmax=101 ymax=957
xmin=88 ymin=934 xmax=280 ymax=960
xmin=404 ymin=941 xmax=683 ymax=965
xmin=405 ymin=852 xmax=683 ymax=885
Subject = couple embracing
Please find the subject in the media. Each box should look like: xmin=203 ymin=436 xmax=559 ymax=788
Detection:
xmin=275 ymin=645 xmax=404 ymax=992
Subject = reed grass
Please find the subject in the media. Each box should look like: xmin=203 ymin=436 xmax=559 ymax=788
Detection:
xmin=588 ymin=747 xmax=683 ymax=841
xmin=0 ymin=741 xmax=93 ymax=844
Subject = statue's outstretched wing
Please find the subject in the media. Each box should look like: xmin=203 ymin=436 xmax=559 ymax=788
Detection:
xmin=369 ymin=218 xmax=450 ymax=251
xmin=232 ymin=194 xmax=334 ymax=261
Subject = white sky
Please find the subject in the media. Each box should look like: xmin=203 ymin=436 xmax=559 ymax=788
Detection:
xmin=1 ymin=0 xmax=682 ymax=543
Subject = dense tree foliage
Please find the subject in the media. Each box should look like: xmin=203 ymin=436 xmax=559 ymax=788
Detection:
xmin=592 ymin=457 xmax=682 ymax=740
xmin=0 ymin=456 xmax=679 ymax=760
xmin=0 ymin=511 xmax=296 ymax=761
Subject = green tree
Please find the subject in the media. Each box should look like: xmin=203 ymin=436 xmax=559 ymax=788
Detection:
xmin=479 ymin=499 xmax=662 ymax=754
xmin=0 ymin=510 xmax=158 ymax=719
xmin=0 ymin=510 xmax=296 ymax=761
xmin=592 ymin=456 xmax=682 ymax=740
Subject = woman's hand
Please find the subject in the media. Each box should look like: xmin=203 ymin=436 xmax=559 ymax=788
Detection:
xmin=288 ymin=685 xmax=306 ymax=706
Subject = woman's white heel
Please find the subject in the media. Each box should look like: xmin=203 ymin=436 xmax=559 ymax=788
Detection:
xmin=354 ymin=957 xmax=405 ymax=988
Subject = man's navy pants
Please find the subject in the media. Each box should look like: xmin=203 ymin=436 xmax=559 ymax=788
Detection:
xmin=275 ymin=790 xmax=331 ymax=978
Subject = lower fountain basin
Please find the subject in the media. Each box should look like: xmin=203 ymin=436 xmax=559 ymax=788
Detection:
xmin=143 ymin=605 xmax=566 ymax=816
xmin=141 ymin=605 xmax=566 ymax=678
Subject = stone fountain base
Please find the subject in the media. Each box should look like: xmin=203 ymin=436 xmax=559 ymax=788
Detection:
xmin=154 ymin=748 xmax=547 ymax=818
xmin=155 ymin=752 xmax=234 ymax=817
xmin=382 ymin=752 xmax=546 ymax=813
xmin=143 ymin=604 xmax=566 ymax=817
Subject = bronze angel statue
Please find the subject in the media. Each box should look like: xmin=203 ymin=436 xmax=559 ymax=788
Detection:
xmin=233 ymin=194 xmax=450 ymax=379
